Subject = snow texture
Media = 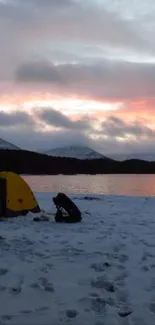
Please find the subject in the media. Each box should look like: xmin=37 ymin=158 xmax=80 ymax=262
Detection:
xmin=0 ymin=193 xmax=155 ymax=324
xmin=44 ymin=145 xmax=107 ymax=160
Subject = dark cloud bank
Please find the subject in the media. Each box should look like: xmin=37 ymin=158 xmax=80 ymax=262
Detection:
xmin=0 ymin=109 xmax=155 ymax=155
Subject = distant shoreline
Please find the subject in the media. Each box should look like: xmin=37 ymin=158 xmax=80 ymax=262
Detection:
xmin=0 ymin=149 xmax=155 ymax=174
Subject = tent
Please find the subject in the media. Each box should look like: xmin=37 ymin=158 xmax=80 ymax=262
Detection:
xmin=0 ymin=171 xmax=40 ymax=218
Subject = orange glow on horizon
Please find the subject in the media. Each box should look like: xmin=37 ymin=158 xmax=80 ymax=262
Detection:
xmin=0 ymin=91 xmax=155 ymax=132
xmin=0 ymin=95 xmax=122 ymax=116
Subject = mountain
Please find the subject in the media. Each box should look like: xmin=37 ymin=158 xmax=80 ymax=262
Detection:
xmin=109 ymin=153 xmax=155 ymax=162
xmin=44 ymin=145 xmax=109 ymax=160
xmin=0 ymin=149 xmax=155 ymax=174
xmin=0 ymin=138 xmax=20 ymax=150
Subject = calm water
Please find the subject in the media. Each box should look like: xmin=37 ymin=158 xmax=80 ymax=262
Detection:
xmin=23 ymin=174 xmax=155 ymax=197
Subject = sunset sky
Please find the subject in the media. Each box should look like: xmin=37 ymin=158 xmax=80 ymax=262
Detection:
xmin=1 ymin=0 xmax=155 ymax=154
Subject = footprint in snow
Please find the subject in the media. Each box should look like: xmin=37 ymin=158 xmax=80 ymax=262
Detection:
xmin=91 ymin=297 xmax=107 ymax=314
xmin=141 ymin=265 xmax=149 ymax=272
xmin=141 ymin=252 xmax=154 ymax=262
xmin=35 ymin=306 xmax=50 ymax=313
xmin=40 ymin=277 xmax=54 ymax=292
xmin=78 ymin=296 xmax=106 ymax=315
xmin=0 ymin=285 xmax=6 ymax=292
xmin=142 ymin=240 xmax=155 ymax=248
xmin=46 ymin=262 xmax=53 ymax=268
xmin=116 ymin=289 xmax=129 ymax=305
xmin=113 ymin=245 xmax=121 ymax=253
xmin=30 ymin=282 xmax=40 ymax=289
xmin=89 ymin=292 xmax=115 ymax=307
xmin=115 ymin=270 xmax=128 ymax=280
xmin=9 ymin=276 xmax=24 ymax=295
xmin=149 ymin=302 xmax=155 ymax=313
xmin=30 ymin=277 xmax=54 ymax=293
xmin=21 ymin=310 xmax=33 ymax=315
xmin=118 ymin=308 xmax=132 ymax=318
xmin=60 ymin=240 xmax=69 ymax=245
xmin=1 ymin=315 xmax=15 ymax=321
xmin=117 ymin=264 xmax=126 ymax=271
xmin=105 ymin=296 xmax=116 ymax=307
xmin=59 ymin=309 xmax=78 ymax=322
xmin=90 ymin=261 xmax=111 ymax=273
xmin=40 ymin=266 xmax=49 ymax=274
xmin=91 ymin=276 xmax=115 ymax=292
xmin=141 ymin=253 xmax=148 ymax=262
xmin=118 ymin=254 xmax=129 ymax=263
xmin=78 ymin=241 xmax=83 ymax=245
xmin=10 ymin=286 xmax=22 ymax=295
xmin=145 ymin=277 xmax=155 ymax=292
xmin=0 ymin=268 xmax=8 ymax=276
xmin=89 ymin=292 xmax=100 ymax=298
xmin=55 ymin=234 xmax=62 ymax=238
xmin=66 ymin=309 xmax=78 ymax=319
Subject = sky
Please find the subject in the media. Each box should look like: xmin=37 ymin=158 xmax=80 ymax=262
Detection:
xmin=1 ymin=0 xmax=155 ymax=155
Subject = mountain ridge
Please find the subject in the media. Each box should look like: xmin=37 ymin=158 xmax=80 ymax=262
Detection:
xmin=0 ymin=138 xmax=21 ymax=150
xmin=0 ymin=136 xmax=155 ymax=163
xmin=43 ymin=145 xmax=109 ymax=160
xmin=110 ymin=153 xmax=155 ymax=162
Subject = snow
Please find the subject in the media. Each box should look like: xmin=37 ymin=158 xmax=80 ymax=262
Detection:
xmin=0 ymin=192 xmax=155 ymax=324
xmin=43 ymin=145 xmax=155 ymax=162
xmin=0 ymin=138 xmax=20 ymax=150
xmin=44 ymin=145 xmax=107 ymax=160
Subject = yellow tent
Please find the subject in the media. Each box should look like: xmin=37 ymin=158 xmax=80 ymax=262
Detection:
xmin=0 ymin=171 xmax=40 ymax=218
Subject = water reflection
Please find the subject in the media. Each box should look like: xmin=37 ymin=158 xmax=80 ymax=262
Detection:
xmin=23 ymin=174 xmax=155 ymax=197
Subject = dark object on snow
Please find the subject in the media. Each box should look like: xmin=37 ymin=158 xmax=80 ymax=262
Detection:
xmin=33 ymin=216 xmax=49 ymax=222
xmin=53 ymin=193 xmax=82 ymax=223
xmin=118 ymin=310 xmax=132 ymax=317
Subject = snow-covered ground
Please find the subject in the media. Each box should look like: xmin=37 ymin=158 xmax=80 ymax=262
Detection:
xmin=0 ymin=192 xmax=155 ymax=324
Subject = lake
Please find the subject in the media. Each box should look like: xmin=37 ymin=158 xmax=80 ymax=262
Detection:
xmin=23 ymin=174 xmax=155 ymax=197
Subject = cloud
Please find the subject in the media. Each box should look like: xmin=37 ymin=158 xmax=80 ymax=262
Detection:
xmin=0 ymin=109 xmax=155 ymax=156
xmin=1 ymin=118 xmax=155 ymax=156
xmin=36 ymin=107 xmax=93 ymax=130
xmin=0 ymin=110 xmax=34 ymax=127
xmin=0 ymin=109 xmax=90 ymax=150
xmin=0 ymin=108 xmax=93 ymax=132
xmin=1 ymin=0 xmax=155 ymax=155
xmin=101 ymin=116 xmax=155 ymax=138
xmin=23 ymin=0 xmax=75 ymax=8
xmin=16 ymin=62 xmax=62 ymax=84
xmin=0 ymin=0 xmax=155 ymax=116
xmin=32 ymin=2 xmax=152 ymax=52
xmin=0 ymin=0 xmax=155 ymax=82
xmin=15 ymin=59 xmax=155 ymax=101
xmin=0 ymin=127 xmax=92 ymax=152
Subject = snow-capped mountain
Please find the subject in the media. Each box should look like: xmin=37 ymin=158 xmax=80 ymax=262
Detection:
xmin=0 ymin=138 xmax=20 ymax=150
xmin=109 ymin=153 xmax=155 ymax=162
xmin=44 ymin=146 xmax=109 ymax=160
